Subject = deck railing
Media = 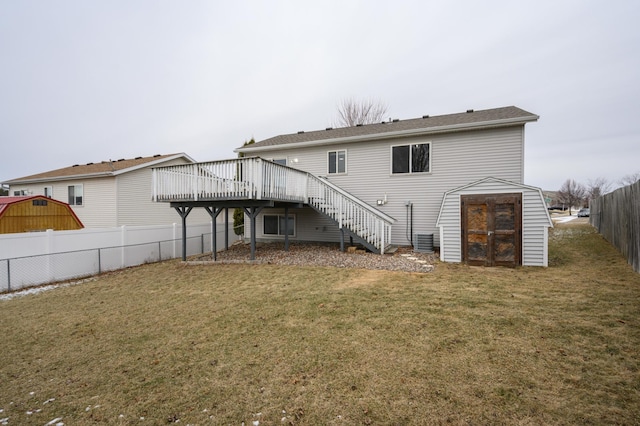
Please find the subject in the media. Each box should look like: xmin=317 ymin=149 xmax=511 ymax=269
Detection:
xmin=152 ymin=158 xmax=394 ymax=253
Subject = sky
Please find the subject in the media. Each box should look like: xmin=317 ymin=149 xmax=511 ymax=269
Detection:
xmin=1 ymin=0 xmax=639 ymax=191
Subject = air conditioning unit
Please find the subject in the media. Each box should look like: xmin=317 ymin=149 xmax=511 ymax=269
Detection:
xmin=414 ymin=233 xmax=434 ymax=253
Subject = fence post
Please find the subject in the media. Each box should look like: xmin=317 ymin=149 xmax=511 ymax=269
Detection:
xmin=7 ymin=258 xmax=10 ymax=292
xmin=121 ymin=225 xmax=127 ymax=268
xmin=46 ymin=229 xmax=54 ymax=283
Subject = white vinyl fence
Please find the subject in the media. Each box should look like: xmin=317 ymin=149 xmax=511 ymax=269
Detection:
xmin=0 ymin=222 xmax=239 ymax=293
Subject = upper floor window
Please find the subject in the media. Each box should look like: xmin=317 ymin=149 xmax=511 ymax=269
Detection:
xmin=328 ymin=150 xmax=346 ymax=174
xmin=44 ymin=186 xmax=53 ymax=198
xmin=13 ymin=190 xmax=27 ymax=196
xmin=391 ymin=142 xmax=430 ymax=174
xmin=68 ymin=184 xmax=83 ymax=206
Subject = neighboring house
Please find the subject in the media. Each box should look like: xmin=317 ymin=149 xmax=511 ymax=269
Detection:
xmin=3 ymin=153 xmax=212 ymax=228
xmin=0 ymin=195 xmax=83 ymax=233
xmin=152 ymin=106 xmax=553 ymax=266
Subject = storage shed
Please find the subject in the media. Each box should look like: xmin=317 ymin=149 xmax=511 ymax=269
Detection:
xmin=0 ymin=196 xmax=84 ymax=234
xmin=436 ymin=177 xmax=553 ymax=267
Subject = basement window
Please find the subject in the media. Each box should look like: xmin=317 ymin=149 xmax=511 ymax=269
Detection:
xmin=391 ymin=142 xmax=430 ymax=174
xmin=263 ymin=214 xmax=295 ymax=236
xmin=68 ymin=184 xmax=83 ymax=206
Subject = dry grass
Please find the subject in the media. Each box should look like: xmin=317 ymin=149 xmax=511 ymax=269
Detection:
xmin=1 ymin=222 xmax=639 ymax=425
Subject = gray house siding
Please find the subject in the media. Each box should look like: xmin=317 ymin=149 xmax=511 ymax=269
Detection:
xmin=249 ymin=126 xmax=526 ymax=248
xmin=252 ymin=207 xmax=342 ymax=243
xmin=435 ymin=178 xmax=552 ymax=267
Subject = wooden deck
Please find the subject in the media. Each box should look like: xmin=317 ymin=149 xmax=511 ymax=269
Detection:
xmin=152 ymin=157 xmax=395 ymax=258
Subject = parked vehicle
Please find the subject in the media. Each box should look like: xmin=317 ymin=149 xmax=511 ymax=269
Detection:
xmin=548 ymin=205 xmax=566 ymax=211
xmin=578 ymin=208 xmax=590 ymax=217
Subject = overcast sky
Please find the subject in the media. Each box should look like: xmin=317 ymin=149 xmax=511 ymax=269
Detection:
xmin=1 ymin=0 xmax=639 ymax=190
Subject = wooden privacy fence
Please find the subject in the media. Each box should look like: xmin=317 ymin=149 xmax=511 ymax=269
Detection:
xmin=590 ymin=180 xmax=640 ymax=272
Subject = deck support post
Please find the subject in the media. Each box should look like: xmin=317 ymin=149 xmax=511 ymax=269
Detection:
xmin=284 ymin=206 xmax=290 ymax=251
xmin=205 ymin=207 xmax=223 ymax=261
xmin=174 ymin=206 xmax=193 ymax=261
xmin=340 ymin=228 xmax=345 ymax=252
xmin=224 ymin=208 xmax=229 ymax=250
xmin=242 ymin=206 xmax=265 ymax=261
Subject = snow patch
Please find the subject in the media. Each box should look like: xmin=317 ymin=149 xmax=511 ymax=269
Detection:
xmin=0 ymin=278 xmax=96 ymax=301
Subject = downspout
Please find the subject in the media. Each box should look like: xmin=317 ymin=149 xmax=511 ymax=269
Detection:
xmin=405 ymin=201 xmax=414 ymax=247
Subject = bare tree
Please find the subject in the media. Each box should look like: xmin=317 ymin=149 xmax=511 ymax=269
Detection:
xmin=618 ymin=171 xmax=640 ymax=186
xmin=585 ymin=177 xmax=613 ymax=203
xmin=333 ymin=98 xmax=388 ymax=127
xmin=557 ymin=179 xmax=586 ymax=215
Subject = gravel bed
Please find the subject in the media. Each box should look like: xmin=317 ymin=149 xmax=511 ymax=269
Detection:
xmin=190 ymin=241 xmax=436 ymax=272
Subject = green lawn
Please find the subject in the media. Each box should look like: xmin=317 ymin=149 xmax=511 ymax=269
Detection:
xmin=1 ymin=222 xmax=639 ymax=425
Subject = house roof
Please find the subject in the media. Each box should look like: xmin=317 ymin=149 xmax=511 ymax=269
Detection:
xmin=237 ymin=106 xmax=538 ymax=153
xmin=0 ymin=195 xmax=84 ymax=227
xmin=3 ymin=153 xmax=194 ymax=185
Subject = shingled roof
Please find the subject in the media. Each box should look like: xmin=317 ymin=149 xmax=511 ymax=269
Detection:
xmin=237 ymin=106 xmax=538 ymax=152
xmin=4 ymin=153 xmax=191 ymax=184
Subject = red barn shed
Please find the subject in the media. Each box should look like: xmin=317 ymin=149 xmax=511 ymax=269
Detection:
xmin=0 ymin=196 xmax=84 ymax=234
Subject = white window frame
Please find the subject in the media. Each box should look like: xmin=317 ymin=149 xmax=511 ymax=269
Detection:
xmin=44 ymin=186 xmax=53 ymax=198
xmin=390 ymin=142 xmax=431 ymax=175
xmin=328 ymin=150 xmax=347 ymax=174
xmin=269 ymin=158 xmax=287 ymax=166
xmin=68 ymin=184 xmax=83 ymax=206
xmin=13 ymin=190 xmax=27 ymax=196
xmin=262 ymin=214 xmax=296 ymax=237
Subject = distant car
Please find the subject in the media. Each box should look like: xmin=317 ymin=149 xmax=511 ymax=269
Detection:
xmin=577 ymin=208 xmax=590 ymax=217
xmin=548 ymin=205 xmax=566 ymax=211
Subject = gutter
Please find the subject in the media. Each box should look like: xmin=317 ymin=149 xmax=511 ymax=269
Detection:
xmin=235 ymin=115 xmax=539 ymax=153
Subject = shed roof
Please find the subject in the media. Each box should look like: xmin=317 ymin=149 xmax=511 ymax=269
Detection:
xmin=237 ymin=106 xmax=538 ymax=153
xmin=3 ymin=153 xmax=193 ymax=185
xmin=435 ymin=177 xmax=553 ymax=228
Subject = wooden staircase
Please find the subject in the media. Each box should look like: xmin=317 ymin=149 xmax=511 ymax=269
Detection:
xmin=305 ymin=175 xmax=395 ymax=254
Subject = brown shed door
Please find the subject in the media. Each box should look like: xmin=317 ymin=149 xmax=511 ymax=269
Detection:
xmin=461 ymin=193 xmax=522 ymax=267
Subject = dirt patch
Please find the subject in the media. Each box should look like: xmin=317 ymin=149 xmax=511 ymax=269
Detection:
xmin=335 ymin=269 xmax=393 ymax=289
